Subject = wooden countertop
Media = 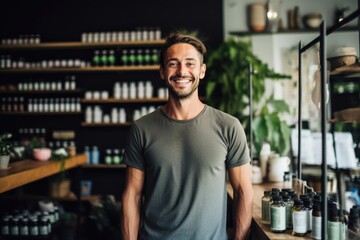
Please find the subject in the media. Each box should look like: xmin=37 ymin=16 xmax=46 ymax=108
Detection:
xmin=0 ymin=154 xmax=86 ymax=194
xmin=227 ymin=182 xmax=313 ymax=240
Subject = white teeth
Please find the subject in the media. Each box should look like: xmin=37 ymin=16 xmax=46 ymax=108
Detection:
xmin=175 ymin=80 xmax=190 ymax=83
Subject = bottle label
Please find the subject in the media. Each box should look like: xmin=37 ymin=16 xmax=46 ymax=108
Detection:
xmin=10 ymin=226 xmax=19 ymax=235
xmin=293 ymin=211 xmax=307 ymax=233
xmin=262 ymin=199 xmax=270 ymax=224
xmin=30 ymin=226 xmax=39 ymax=236
xmin=1 ymin=226 xmax=9 ymax=235
xmin=327 ymin=220 xmax=340 ymax=240
xmin=40 ymin=225 xmax=48 ymax=235
xmin=271 ymin=206 xmax=286 ymax=231
xmin=311 ymin=216 xmax=322 ymax=239
xmin=20 ymin=226 xmax=29 ymax=236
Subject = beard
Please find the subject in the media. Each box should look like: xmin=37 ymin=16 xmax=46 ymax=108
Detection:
xmin=166 ymin=74 xmax=199 ymax=99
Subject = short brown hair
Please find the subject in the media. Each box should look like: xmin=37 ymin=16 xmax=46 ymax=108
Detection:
xmin=159 ymin=32 xmax=207 ymax=68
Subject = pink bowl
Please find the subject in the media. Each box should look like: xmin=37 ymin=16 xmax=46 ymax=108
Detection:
xmin=33 ymin=148 xmax=52 ymax=161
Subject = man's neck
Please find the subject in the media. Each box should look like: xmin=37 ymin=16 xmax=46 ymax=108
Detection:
xmin=163 ymin=95 xmax=204 ymax=121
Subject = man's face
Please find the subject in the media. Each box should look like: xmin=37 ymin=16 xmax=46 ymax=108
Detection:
xmin=160 ymin=43 xmax=206 ymax=99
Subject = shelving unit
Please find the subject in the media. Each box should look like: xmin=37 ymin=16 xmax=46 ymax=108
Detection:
xmin=0 ymin=36 xmax=165 ymax=199
xmin=298 ymin=6 xmax=360 ymax=239
xmin=0 ymin=39 xmax=165 ymax=50
xmin=0 ymin=65 xmax=159 ymax=73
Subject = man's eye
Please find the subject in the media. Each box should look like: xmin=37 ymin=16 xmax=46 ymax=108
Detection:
xmin=167 ymin=62 xmax=178 ymax=67
xmin=187 ymin=63 xmax=195 ymax=67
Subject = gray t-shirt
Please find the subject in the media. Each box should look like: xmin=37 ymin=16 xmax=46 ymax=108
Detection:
xmin=123 ymin=105 xmax=250 ymax=240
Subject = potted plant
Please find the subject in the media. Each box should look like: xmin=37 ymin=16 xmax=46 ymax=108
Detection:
xmin=206 ymin=38 xmax=291 ymax=157
xmin=0 ymin=132 xmax=17 ymax=169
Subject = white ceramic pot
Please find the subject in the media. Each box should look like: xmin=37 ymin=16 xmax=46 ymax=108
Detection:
xmin=0 ymin=155 xmax=10 ymax=169
xmin=268 ymin=154 xmax=290 ymax=182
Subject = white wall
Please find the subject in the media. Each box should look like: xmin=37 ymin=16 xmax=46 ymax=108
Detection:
xmin=223 ymin=0 xmax=359 ymax=72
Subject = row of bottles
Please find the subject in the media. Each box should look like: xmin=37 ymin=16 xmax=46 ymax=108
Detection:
xmin=17 ymin=75 xmax=77 ymax=91
xmin=1 ymin=208 xmax=59 ymax=239
xmin=85 ymin=106 xmax=127 ymax=124
xmin=1 ymin=97 xmax=81 ymax=113
xmin=83 ymin=146 xmax=125 ymax=165
xmin=81 ymin=27 xmax=162 ymax=43
xmin=85 ymin=105 xmax=157 ymax=123
xmin=27 ymin=98 xmax=82 ymax=113
xmin=0 ymin=55 xmax=90 ymax=69
xmin=262 ymin=187 xmax=350 ymax=239
xmin=1 ymin=34 xmax=42 ymax=45
xmin=120 ymin=48 xmax=159 ymax=66
xmin=113 ymin=81 xmax=154 ymax=99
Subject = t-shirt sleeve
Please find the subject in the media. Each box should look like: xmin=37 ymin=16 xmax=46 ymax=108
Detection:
xmin=225 ymin=118 xmax=251 ymax=169
xmin=122 ymin=124 xmax=145 ymax=171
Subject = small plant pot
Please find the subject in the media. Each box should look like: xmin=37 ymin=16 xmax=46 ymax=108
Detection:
xmin=0 ymin=155 xmax=10 ymax=169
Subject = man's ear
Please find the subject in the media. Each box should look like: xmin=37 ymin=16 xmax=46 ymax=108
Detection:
xmin=200 ymin=63 xmax=206 ymax=79
xmin=160 ymin=66 xmax=165 ymax=80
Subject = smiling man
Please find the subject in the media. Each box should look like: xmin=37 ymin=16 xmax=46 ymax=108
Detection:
xmin=121 ymin=32 xmax=253 ymax=240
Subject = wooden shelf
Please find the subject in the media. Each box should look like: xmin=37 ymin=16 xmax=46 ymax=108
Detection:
xmin=0 ymin=154 xmax=87 ymax=194
xmin=0 ymin=39 xmax=165 ymax=50
xmin=230 ymin=27 xmax=358 ymax=36
xmin=0 ymin=89 xmax=83 ymax=94
xmin=81 ymin=122 xmax=132 ymax=127
xmin=82 ymin=98 xmax=166 ymax=103
xmin=0 ymin=112 xmax=82 ymax=116
xmin=0 ymin=65 xmax=159 ymax=73
xmin=330 ymin=63 xmax=360 ymax=76
xmin=82 ymin=164 xmax=126 ymax=169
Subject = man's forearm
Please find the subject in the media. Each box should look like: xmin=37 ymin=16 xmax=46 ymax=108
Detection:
xmin=232 ymin=189 xmax=253 ymax=240
xmin=122 ymin=195 xmax=141 ymax=240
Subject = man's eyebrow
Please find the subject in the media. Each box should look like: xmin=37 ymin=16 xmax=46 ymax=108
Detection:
xmin=166 ymin=58 xmax=196 ymax=62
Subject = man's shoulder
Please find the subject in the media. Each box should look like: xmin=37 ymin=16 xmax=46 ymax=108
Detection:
xmin=206 ymin=105 xmax=239 ymax=124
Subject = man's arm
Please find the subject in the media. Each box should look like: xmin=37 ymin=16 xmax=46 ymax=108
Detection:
xmin=121 ymin=166 xmax=145 ymax=240
xmin=228 ymin=162 xmax=253 ymax=240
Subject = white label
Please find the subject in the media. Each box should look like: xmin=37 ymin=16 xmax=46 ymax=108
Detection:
xmin=271 ymin=206 xmax=286 ymax=231
xmin=293 ymin=211 xmax=307 ymax=234
xmin=311 ymin=216 xmax=322 ymax=239
xmin=262 ymin=199 xmax=270 ymax=224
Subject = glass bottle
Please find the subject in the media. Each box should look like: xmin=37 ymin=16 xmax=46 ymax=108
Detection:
xmin=261 ymin=190 xmax=271 ymax=224
xmin=101 ymin=50 xmax=108 ymax=67
xmin=84 ymin=146 xmax=91 ymax=164
xmin=10 ymin=217 xmax=19 ymax=238
xmin=121 ymin=49 xmax=128 ymax=66
xmin=292 ymin=199 xmax=307 ymax=236
xmin=29 ymin=217 xmax=39 ymax=239
xmin=113 ymin=149 xmax=121 ymax=164
xmin=270 ymin=196 xmax=286 ymax=233
xmin=151 ymin=49 xmax=159 ymax=65
xmin=91 ymin=146 xmax=99 ymax=164
xmin=136 ymin=49 xmax=144 ymax=65
xmin=129 ymin=49 xmax=136 ymax=66
xmin=311 ymin=203 xmax=321 ymax=239
xmin=303 ymin=198 xmax=313 ymax=232
xmin=19 ymin=217 xmax=29 ymax=238
xmin=283 ymin=195 xmax=294 ymax=229
xmin=105 ymin=149 xmax=112 ymax=164
xmin=144 ymin=49 xmax=151 ymax=65
xmin=108 ymin=50 xmax=116 ymax=66
xmin=328 ymin=207 xmax=340 ymax=240
xmin=1 ymin=216 xmax=10 ymax=239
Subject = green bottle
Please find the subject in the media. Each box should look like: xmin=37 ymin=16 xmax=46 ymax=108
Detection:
xmin=121 ymin=49 xmax=128 ymax=66
xmin=151 ymin=49 xmax=159 ymax=65
xmin=136 ymin=49 xmax=144 ymax=65
xmin=105 ymin=149 xmax=112 ymax=164
xmin=101 ymin=50 xmax=108 ymax=66
xmin=113 ymin=149 xmax=121 ymax=164
xmin=108 ymin=50 xmax=116 ymax=66
xmin=93 ymin=50 xmax=100 ymax=66
xmin=144 ymin=49 xmax=151 ymax=65
xmin=128 ymin=49 xmax=136 ymax=66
